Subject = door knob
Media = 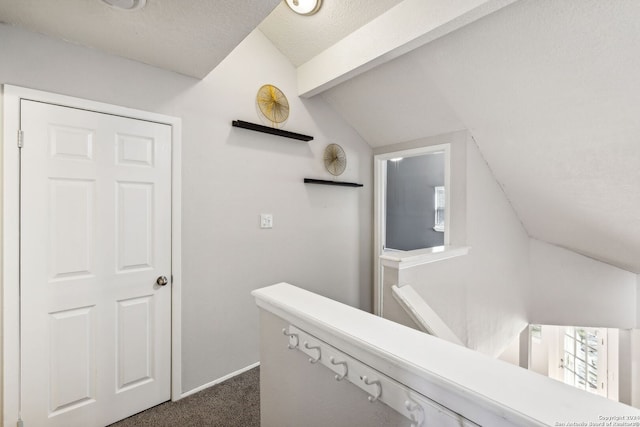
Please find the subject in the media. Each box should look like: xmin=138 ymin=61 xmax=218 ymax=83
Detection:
xmin=156 ymin=276 xmax=169 ymax=286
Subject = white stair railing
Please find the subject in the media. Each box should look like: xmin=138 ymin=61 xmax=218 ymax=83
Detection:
xmin=253 ymin=283 xmax=640 ymax=427
xmin=391 ymin=284 xmax=464 ymax=346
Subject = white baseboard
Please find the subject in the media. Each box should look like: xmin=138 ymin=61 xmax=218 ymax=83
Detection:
xmin=179 ymin=361 xmax=260 ymax=399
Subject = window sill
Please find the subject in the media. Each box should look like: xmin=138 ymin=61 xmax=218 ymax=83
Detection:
xmin=380 ymin=245 xmax=470 ymax=270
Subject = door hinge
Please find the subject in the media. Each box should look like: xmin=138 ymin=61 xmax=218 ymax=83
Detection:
xmin=17 ymin=130 xmax=24 ymax=148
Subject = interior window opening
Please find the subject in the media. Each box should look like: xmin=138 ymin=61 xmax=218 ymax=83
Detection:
xmin=384 ymin=151 xmax=446 ymax=251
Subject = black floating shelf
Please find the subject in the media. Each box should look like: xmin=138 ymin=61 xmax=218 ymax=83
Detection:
xmin=232 ymin=120 xmax=313 ymax=141
xmin=304 ymin=178 xmax=363 ymax=188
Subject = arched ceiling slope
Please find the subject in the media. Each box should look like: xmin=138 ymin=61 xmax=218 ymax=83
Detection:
xmin=321 ymin=0 xmax=640 ymax=273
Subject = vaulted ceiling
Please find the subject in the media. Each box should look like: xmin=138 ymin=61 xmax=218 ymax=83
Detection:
xmin=263 ymin=0 xmax=640 ymax=274
xmin=1 ymin=0 xmax=638 ymax=273
xmin=357 ymin=0 xmax=639 ymax=273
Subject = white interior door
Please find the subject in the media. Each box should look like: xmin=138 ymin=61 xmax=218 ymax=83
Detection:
xmin=20 ymin=100 xmax=172 ymax=426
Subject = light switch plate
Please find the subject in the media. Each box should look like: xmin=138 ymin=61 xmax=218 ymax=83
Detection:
xmin=260 ymin=213 xmax=273 ymax=229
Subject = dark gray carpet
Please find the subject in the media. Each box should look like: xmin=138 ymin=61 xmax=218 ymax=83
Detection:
xmin=109 ymin=367 xmax=260 ymax=427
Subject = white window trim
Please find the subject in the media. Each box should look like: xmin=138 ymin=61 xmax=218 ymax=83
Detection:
xmin=373 ymin=144 xmax=453 ymax=316
xmin=433 ymin=185 xmax=445 ymax=232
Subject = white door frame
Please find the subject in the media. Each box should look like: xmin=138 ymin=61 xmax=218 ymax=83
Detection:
xmin=373 ymin=144 xmax=451 ymax=316
xmin=1 ymin=85 xmax=183 ymax=426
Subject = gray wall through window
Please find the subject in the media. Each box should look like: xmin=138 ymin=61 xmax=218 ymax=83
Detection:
xmin=385 ymin=153 xmax=445 ymax=251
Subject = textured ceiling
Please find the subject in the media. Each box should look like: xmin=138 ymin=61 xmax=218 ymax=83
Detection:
xmin=1 ymin=0 xmax=636 ymax=274
xmin=259 ymin=0 xmax=405 ymax=66
xmin=322 ymin=0 xmax=640 ymax=273
xmin=0 ymin=0 xmax=280 ymax=78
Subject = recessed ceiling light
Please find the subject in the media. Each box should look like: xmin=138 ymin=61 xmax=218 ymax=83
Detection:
xmin=285 ymin=0 xmax=322 ymax=16
xmin=101 ymin=0 xmax=147 ymax=11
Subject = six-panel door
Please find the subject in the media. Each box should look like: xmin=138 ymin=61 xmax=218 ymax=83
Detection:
xmin=20 ymin=100 xmax=172 ymax=427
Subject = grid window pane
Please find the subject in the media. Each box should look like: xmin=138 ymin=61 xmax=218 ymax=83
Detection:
xmin=564 ymin=353 xmax=575 ymax=371
xmin=588 ymin=371 xmax=598 ymax=391
xmin=587 ymin=332 xmax=599 ymax=349
xmin=564 ymin=369 xmax=575 ymax=386
xmin=577 ymin=329 xmax=587 ymax=343
xmin=575 ymin=359 xmax=586 ymax=379
xmin=562 ymin=327 xmax=604 ymax=396
xmin=577 ymin=375 xmax=586 ymax=389
xmin=588 ymin=348 xmax=598 ymax=367
xmin=577 ymin=343 xmax=586 ymax=361
xmin=565 ymin=335 xmax=575 ymax=355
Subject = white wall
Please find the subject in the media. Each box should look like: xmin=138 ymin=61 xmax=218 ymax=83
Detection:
xmin=632 ymin=330 xmax=640 ymax=408
xmin=637 ymin=275 xmax=640 ymax=328
xmin=529 ymin=239 xmax=637 ymax=328
xmin=375 ymin=133 xmax=530 ymax=357
xmin=609 ymin=328 xmax=625 ymax=404
xmin=0 ymin=24 xmax=373 ymax=393
xmin=497 ymin=333 xmax=520 ymax=366
xmin=635 ymin=276 xmax=640 ymax=407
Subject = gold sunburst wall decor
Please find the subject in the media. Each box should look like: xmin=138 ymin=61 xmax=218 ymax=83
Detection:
xmin=323 ymin=143 xmax=347 ymax=176
xmin=256 ymin=84 xmax=290 ymax=128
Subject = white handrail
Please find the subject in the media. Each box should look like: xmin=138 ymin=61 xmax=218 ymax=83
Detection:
xmin=253 ymin=283 xmax=640 ymax=427
xmin=391 ymin=284 xmax=464 ymax=346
